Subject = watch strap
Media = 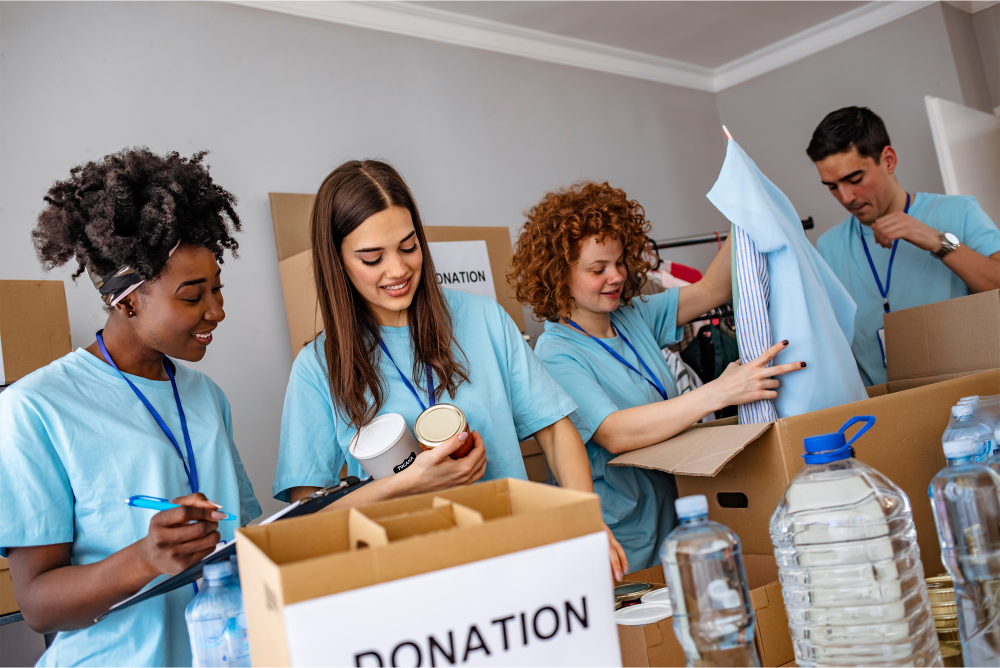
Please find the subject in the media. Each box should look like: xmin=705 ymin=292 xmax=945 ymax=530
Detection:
xmin=933 ymin=232 xmax=959 ymax=259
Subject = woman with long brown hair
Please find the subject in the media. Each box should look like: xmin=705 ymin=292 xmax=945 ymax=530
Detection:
xmin=273 ymin=160 xmax=628 ymax=579
xmin=510 ymin=181 xmax=804 ymax=571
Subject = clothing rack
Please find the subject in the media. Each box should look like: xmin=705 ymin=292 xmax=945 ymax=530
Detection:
xmin=652 ymin=216 xmax=814 ymax=250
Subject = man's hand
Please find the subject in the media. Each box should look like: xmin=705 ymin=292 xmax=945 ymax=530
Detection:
xmin=871 ymin=211 xmax=940 ymax=251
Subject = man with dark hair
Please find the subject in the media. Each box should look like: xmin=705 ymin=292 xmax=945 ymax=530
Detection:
xmin=809 ymin=106 xmax=1000 ymax=386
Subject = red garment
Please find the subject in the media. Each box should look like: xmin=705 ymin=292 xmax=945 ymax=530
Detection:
xmin=668 ymin=261 xmax=703 ymax=283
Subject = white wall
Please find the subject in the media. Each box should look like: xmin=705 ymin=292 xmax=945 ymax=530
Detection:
xmin=715 ymin=3 xmax=982 ymax=242
xmin=0 ymin=1 xmax=730 ymax=520
xmin=972 ymin=4 xmax=1000 ymax=111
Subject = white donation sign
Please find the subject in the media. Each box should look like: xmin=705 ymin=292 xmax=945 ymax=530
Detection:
xmin=281 ymin=533 xmax=621 ymax=667
xmin=427 ymin=240 xmax=497 ymax=301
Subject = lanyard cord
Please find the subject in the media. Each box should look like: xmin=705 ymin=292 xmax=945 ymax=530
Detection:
xmin=378 ymin=339 xmax=436 ymax=412
xmin=96 ymin=331 xmax=198 ymax=494
xmin=858 ymin=193 xmax=910 ymax=314
xmin=566 ymin=319 xmax=668 ymax=401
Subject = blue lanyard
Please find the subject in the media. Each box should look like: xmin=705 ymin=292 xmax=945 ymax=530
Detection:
xmin=96 ymin=331 xmax=198 ymax=494
xmin=858 ymin=193 xmax=910 ymax=314
xmin=566 ymin=320 xmax=668 ymax=401
xmin=378 ymin=339 xmax=436 ymax=412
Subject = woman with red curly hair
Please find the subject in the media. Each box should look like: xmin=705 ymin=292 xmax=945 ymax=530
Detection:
xmin=510 ymin=182 xmax=804 ymax=569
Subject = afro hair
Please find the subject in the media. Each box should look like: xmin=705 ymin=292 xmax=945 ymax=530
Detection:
xmin=33 ymin=147 xmax=241 ymax=283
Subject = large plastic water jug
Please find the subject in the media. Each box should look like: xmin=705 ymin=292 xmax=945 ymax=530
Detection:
xmin=769 ymin=416 xmax=940 ymax=666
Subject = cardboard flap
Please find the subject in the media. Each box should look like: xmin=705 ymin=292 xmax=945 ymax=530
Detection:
xmin=608 ymin=423 xmax=773 ymax=476
xmin=885 ymin=290 xmax=1000 ymax=385
xmin=642 ymin=622 xmax=663 ymax=646
xmin=618 ymin=626 xmax=652 ymax=667
xmin=348 ymin=509 xmax=389 ymax=549
xmin=431 ymin=497 xmax=485 ymax=528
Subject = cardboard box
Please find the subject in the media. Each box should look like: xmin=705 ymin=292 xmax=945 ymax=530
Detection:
xmin=0 ymin=280 xmax=72 ymax=386
xmin=609 ymin=369 xmax=1000 ymax=575
xmin=884 ymin=289 xmax=1000 ymax=392
xmin=237 ymin=479 xmax=621 ymax=666
xmin=617 ymin=555 xmax=793 ymax=667
xmin=520 ymin=438 xmax=551 ymax=483
xmin=0 ymin=556 xmax=17 ymax=616
xmin=269 ymin=193 xmax=526 ymax=350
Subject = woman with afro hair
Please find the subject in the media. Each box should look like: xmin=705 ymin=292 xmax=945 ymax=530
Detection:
xmin=510 ymin=182 xmax=804 ymax=570
xmin=0 ymin=148 xmax=261 ymax=667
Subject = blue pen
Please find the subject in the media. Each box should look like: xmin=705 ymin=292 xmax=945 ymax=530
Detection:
xmin=126 ymin=495 xmax=236 ymax=520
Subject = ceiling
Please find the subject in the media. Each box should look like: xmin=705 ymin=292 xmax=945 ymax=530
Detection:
xmin=412 ymin=1 xmax=868 ymax=69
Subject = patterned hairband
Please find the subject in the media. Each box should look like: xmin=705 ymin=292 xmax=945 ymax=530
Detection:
xmin=87 ymin=241 xmax=181 ymax=307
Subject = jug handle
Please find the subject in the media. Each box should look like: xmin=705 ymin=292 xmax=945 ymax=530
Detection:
xmin=839 ymin=415 xmax=876 ymax=450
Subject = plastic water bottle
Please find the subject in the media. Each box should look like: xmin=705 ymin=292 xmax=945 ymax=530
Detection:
xmin=769 ymin=416 xmax=940 ymax=666
xmin=966 ymin=395 xmax=1000 ymax=460
xmin=660 ymin=494 xmax=760 ymax=667
xmin=944 ymin=404 xmax=994 ymax=462
xmin=930 ymin=436 xmax=1000 ymax=666
xmin=185 ymin=561 xmax=252 ymax=667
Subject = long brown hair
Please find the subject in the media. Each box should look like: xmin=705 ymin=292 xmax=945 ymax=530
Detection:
xmin=311 ymin=160 xmax=468 ymax=429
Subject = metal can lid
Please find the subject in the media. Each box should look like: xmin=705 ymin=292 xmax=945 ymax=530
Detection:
xmin=414 ymin=404 xmax=466 ymax=445
xmin=614 ymin=582 xmax=654 ymax=602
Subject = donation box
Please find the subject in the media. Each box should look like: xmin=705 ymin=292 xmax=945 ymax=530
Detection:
xmin=237 ymin=479 xmax=621 ymax=667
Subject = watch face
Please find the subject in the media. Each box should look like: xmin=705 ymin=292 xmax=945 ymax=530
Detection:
xmin=944 ymin=232 xmax=959 ymax=244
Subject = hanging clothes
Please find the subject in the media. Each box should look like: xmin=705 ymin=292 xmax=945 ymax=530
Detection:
xmin=663 ymin=349 xmax=714 ymax=423
xmin=706 ymin=139 xmax=868 ymax=418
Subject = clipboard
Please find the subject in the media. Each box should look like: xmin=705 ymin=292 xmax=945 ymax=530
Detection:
xmin=96 ymin=476 xmax=372 ymax=622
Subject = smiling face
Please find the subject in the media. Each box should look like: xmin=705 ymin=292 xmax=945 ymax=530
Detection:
xmin=340 ymin=205 xmax=423 ymax=327
xmin=816 ymin=145 xmax=898 ymax=224
xmin=125 ymin=243 xmax=225 ymax=362
xmin=566 ymin=235 xmax=627 ymax=317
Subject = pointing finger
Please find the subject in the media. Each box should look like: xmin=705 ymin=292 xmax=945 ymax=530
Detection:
xmin=752 ymin=340 xmax=790 ymax=366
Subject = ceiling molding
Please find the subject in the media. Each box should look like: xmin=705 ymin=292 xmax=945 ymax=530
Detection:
xmin=231 ymin=0 xmax=941 ymax=94
xmin=945 ymin=1 xmax=1000 ymax=13
xmin=713 ymin=1 xmax=936 ymax=91
xmin=232 ymin=0 xmax=716 ymax=91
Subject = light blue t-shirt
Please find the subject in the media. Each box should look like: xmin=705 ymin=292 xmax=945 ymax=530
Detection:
xmin=818 ymin=193 xmax=1000 ymax=386
xmin=0 ymin=349 xmax=261 ymax=667
xmin=273 ymin=289 xmax=577 ymax=501
xmin=534 ymin=289 xmax=683 ymax=571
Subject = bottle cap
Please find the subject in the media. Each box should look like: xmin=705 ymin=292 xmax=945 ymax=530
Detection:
xmin=953 ymin=405 xmax=975 ymax=418
xmin=674 ymin=495 xmax=708 ymax=519
xmin=203 ymin=561 xmax=232 ymax=581
xmin=943 ymin=439 xmax=977 ymax=459
xmin=802 ymin=416 xmax=874 ymax=464
xmin=707 ymin=580 xmax=741 ymax=608
xmin=959 ymin=396 xmax=980 ymax=404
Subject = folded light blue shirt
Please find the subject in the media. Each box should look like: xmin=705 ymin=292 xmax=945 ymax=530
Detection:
xmin=818 ymin=193 xmax=1000 ymax=386
xmin=273 ymin=289 xmax=577 ymax=502
xmin=0 ymin=349 xmax=261 ymax=667
xmin=707 ymin=139 xmax=869 ymax=416
xmin=534 ymin=289 xmax=683 ymax=571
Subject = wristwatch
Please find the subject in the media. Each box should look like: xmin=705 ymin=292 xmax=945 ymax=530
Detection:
xmin=933 ymin=232 xmax=960 ymax=259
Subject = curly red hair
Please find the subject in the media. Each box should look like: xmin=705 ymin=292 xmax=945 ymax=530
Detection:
xmin=509 ymin=181 xmax=652 ymax=323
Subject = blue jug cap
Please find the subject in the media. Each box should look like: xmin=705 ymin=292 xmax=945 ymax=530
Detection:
xmin=802 ymin=416 xmax=875 ymax=464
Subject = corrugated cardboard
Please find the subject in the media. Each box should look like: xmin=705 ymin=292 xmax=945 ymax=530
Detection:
xmin=884 ymin=289 xmax=1000 ymax=391
xmin=0 ymin=280 xmax=72 ymax=385
xmin=237 ymin=479 xmax=617 ymax=666
xmin=0 ymin=556 xmax=17 ymax=616
xmin=269 ymin=193 xmax=526 ymax=350
xmin=617 ymin=555 xmax=792 ymax=667
xmin=610 ymin=369 xmax=1000 ymax=574
xmin=519 ymin=438 xmax=550 ymax=483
